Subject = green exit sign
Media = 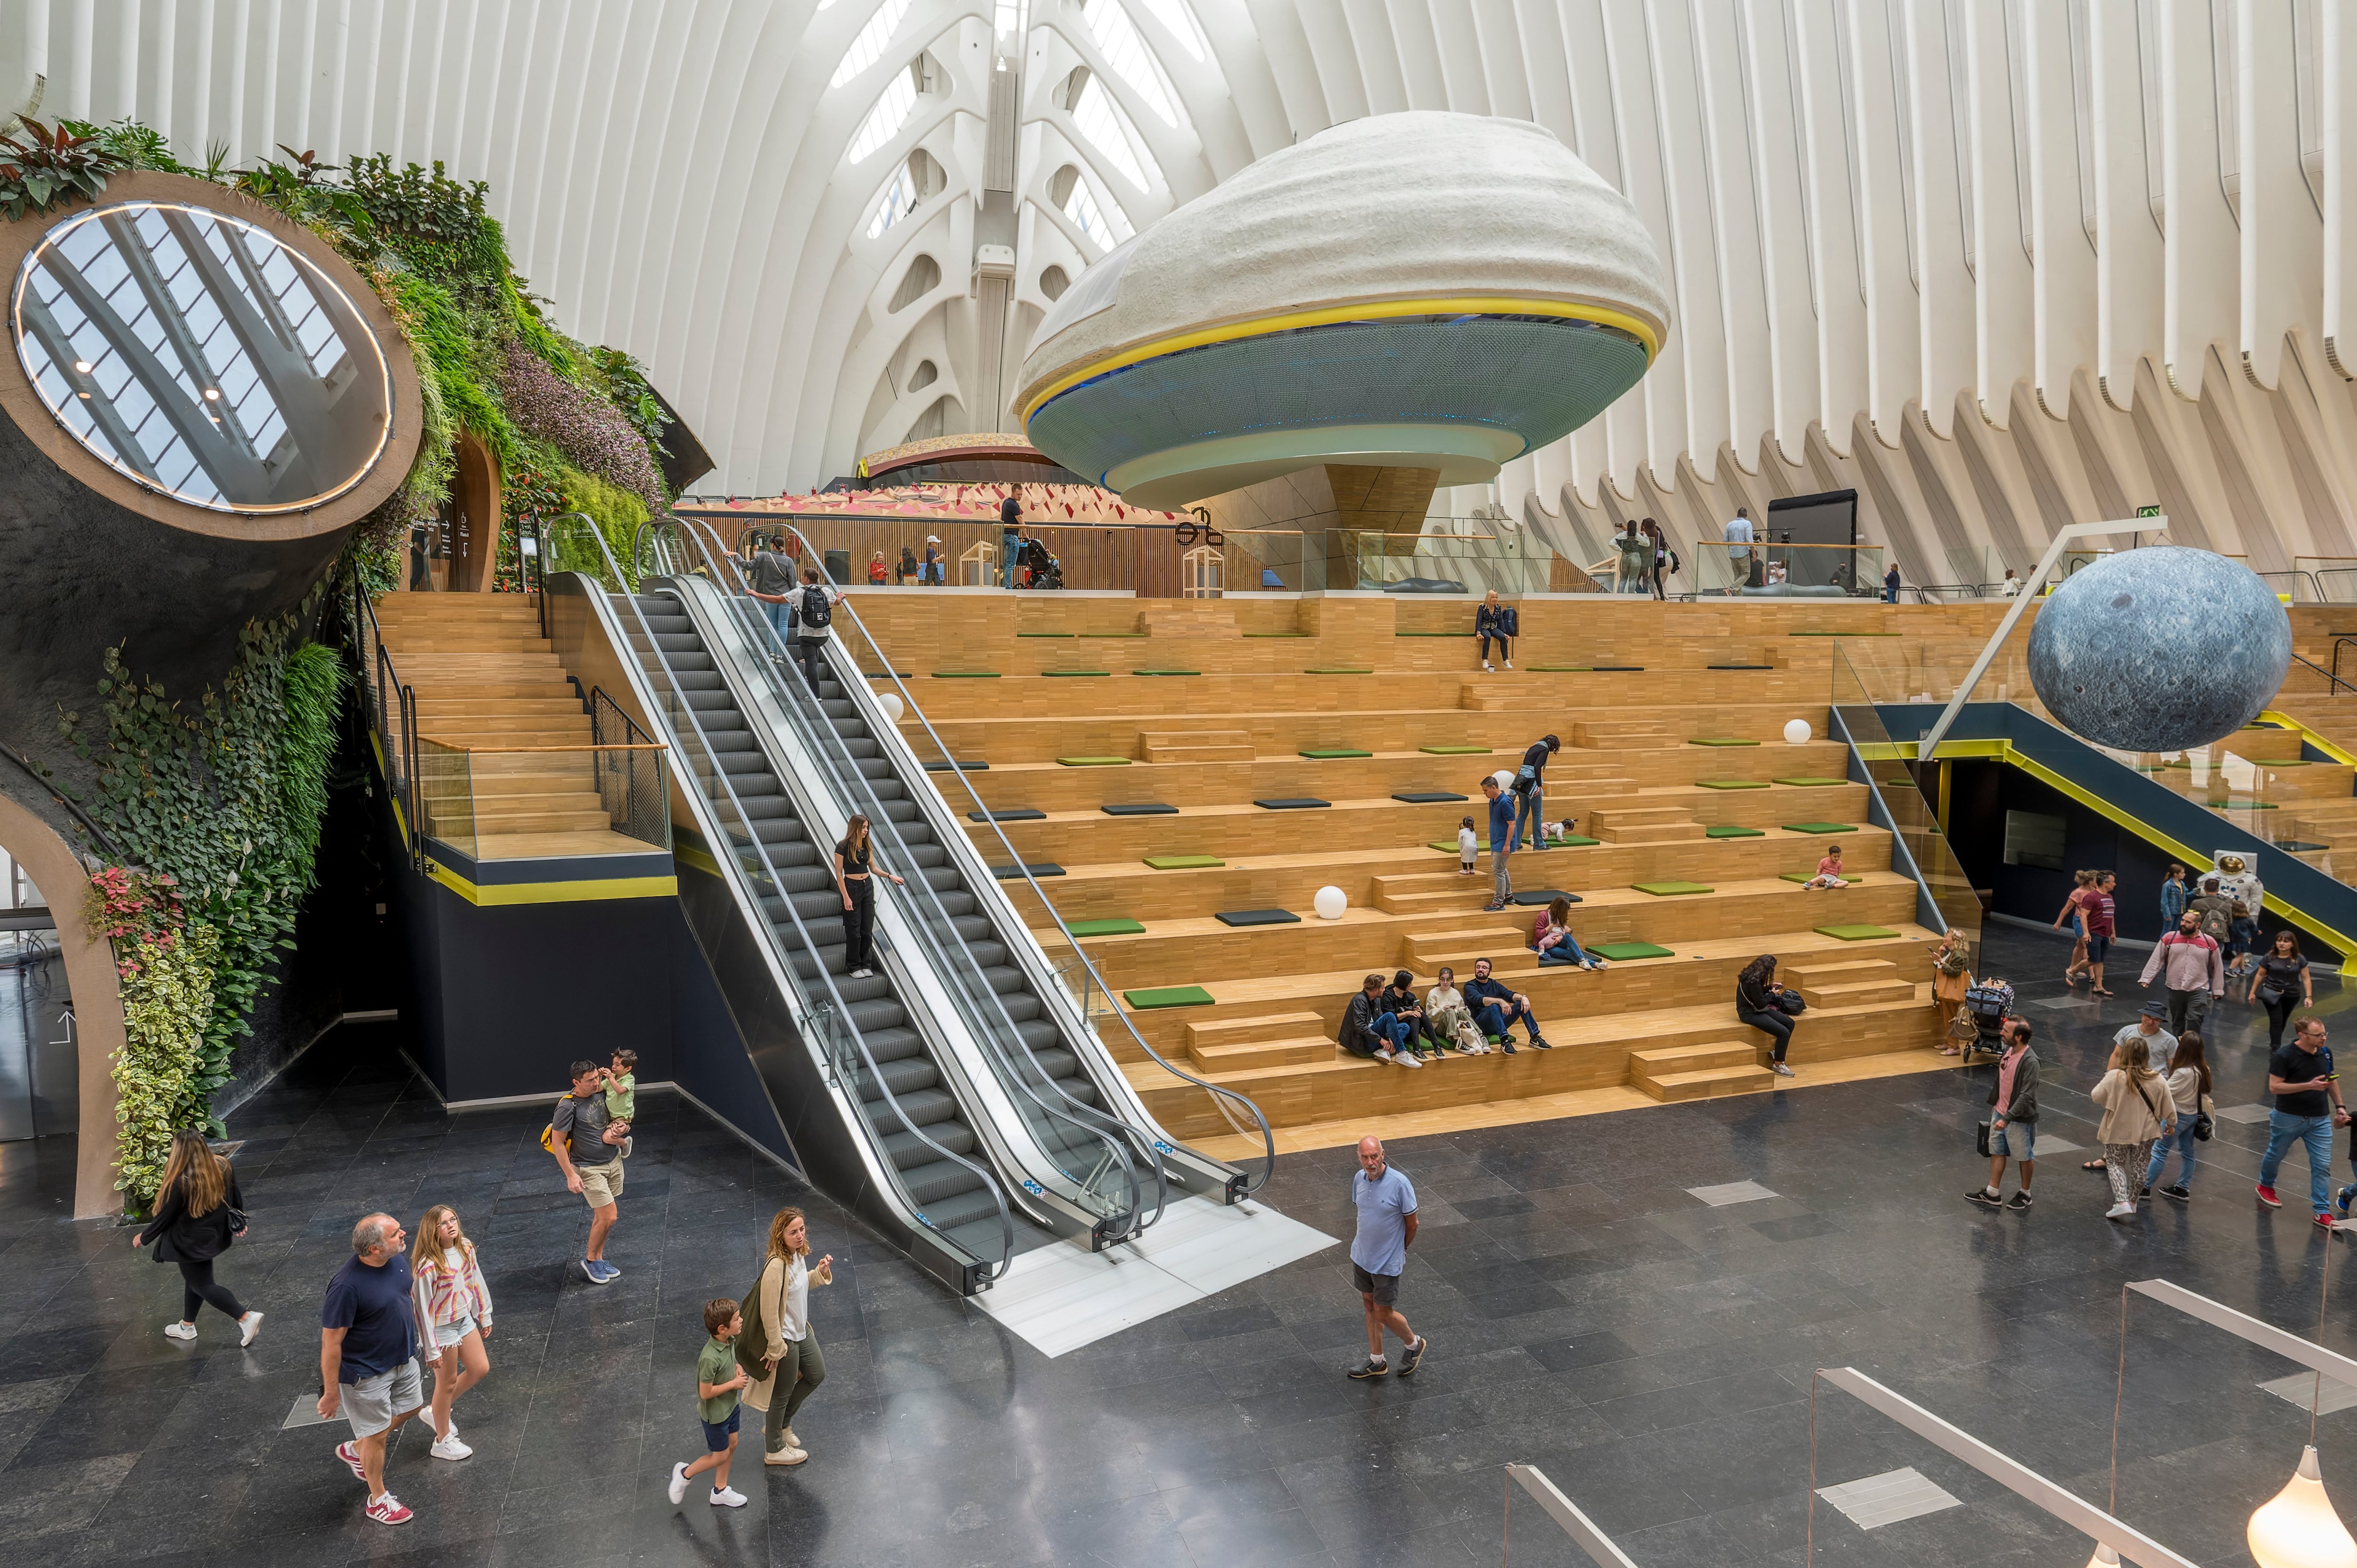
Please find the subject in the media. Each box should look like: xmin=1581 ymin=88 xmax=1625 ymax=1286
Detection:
xmin=2135 ymin=504 xmax=2162 ymax=517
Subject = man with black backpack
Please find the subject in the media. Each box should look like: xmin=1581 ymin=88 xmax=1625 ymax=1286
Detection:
xmin=788 ymin=566 xmax=841 ymax=692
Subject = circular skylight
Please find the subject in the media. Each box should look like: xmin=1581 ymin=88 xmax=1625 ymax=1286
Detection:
xmin=11 ymin=200 xmax=393 ymax=514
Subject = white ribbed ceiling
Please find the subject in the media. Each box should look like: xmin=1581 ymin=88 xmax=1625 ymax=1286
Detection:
xmin=7 ymin=0 xmax=2353 ymax=559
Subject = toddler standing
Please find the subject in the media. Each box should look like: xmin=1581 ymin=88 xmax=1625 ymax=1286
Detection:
xmin=1457 ymin=817 xmax=1478 ymax=874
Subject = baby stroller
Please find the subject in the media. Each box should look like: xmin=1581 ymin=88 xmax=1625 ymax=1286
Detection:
xmin=1960 ymin=981 xmax=2012 ymax=1061
xmin=1018 ymin=536 xmax=1064 ymax=590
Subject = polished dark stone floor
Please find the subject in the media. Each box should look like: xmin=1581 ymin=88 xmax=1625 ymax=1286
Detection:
xmin=2 ymin=926 xmax=2357 ymax=1566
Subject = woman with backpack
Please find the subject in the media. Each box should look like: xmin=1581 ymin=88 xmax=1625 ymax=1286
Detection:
xmin=1475 ymin=590 xmax=1514 ymax=672
xmin=133 ymin=1130 xmax=264 ymax=1346
xmin=2249 ymin=930 xmax=2314 ymax=1050
xmin=1735 ymin=955 xmax=1797 ymax=1078
xmin=741 ymin=1206 xmax=833 ymax=1467
xmin=2091 ymin=1035 xmax=2176 ymax=1221
xmin=2141 ymin=1030 xmax=2214 ymax=1202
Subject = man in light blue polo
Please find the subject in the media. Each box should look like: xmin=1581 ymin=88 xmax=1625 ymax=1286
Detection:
xmin=1346 ymin=1135 xmax=1427 ymax=1379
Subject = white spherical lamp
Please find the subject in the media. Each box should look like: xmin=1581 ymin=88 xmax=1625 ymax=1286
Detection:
xmin=1783 ymin=719 xmax=1812 ymax=746
xmin=2250 ymin=1447 xmax=2357 ymax=1568
xmin=877 ymin=692 xmax=904 ymax=722
xmin=1313 ymin=886 xmax=1348 ymax=920
xmin=1492 ymin=769 xmax=1515 ymax=791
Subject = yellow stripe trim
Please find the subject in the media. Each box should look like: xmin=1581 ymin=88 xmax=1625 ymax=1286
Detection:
xmin=2259 ymin=710 xmax=2357 ymax=768
xmin=419 ymin=854 xmax=678 ymax=907
xmin=1889 ymin=738 xmax=2357 ymax=957
xmin=1018 ymin=296 xmax=1662 ymax=426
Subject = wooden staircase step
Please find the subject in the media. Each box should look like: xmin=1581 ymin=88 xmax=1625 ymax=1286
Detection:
xmin=1189 ymin=1037 xmax=1337 ymax=1072
xmin=1636 ymin=1064 xmax=1777 ymax=1102
xmin=1629 ymin=1041 xmax=1761 ymax=1076
xmin=1587 ymin=806 xmax=1699 ymax=828
xmin=1800 ymin=979 xmax=1918 ymax=1007
xmin=1593 ymin=822 xmax=1708 ymax=844
xmin=1140 ymin=731 xmax=1255 ymax=763
xmin=1785 ymin=959 xmax=1902 ymax=986
xmin=1185 ymin=1010 xmax=1328 ymax=1050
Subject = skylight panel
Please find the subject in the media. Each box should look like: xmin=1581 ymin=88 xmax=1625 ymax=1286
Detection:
xmin=832 ymin=0 xmax=914 ymax=87
xmin=866 ymin=160 xmax=919 ymax=237
xmin=1063 ymin=172 xmax=1133 ymax=252
xmin=1069 ymin=76 xmax=1148 ymax=189
xmin=847 ymin=70 xmax=917 ymax=163
xmin=1081 ymin=0 xmax=1177 ymax=127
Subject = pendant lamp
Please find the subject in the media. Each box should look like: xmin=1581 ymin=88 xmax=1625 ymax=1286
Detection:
xmin=2250 ymin=1447 xmax=2357 ymax=1568
xmin=2082 ymin=1548 xmax=2118 ymax=1568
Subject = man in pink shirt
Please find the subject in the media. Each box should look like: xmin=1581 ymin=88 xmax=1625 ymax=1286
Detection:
xmin=2139 ymin=907 xmax=2225 ymax=1035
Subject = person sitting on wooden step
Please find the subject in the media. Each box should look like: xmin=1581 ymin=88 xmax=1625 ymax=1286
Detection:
xmin=1463 ymin=958 xmax=1549 ymax=1052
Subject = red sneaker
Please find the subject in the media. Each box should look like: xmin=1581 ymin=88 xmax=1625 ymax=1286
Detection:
xmin=364 ymin=1493 xmax=413 ymax=1526
xmin=2317 ymin=1213 xmax=2338 ymax=1231
xmin=2257 ymin=1184 xmax=2283 ymax=1208
xmin=335 ymin=1440 xmax=368 ymax=1482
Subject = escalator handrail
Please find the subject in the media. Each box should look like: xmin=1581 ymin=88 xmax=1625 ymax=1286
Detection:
xmin=650 ymin=525 xmax=1160 ymax=1238
xmin=680 ymin=517 xmax=1276 ymax=1193
xmin=538 ymin=513 xmax=1017 ymax=1279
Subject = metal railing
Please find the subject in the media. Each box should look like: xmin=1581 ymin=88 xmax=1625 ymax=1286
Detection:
xmin=350 ymin=576 xmax=421 ymax=868
xmin=403 ymin=738 xmax=672 ymax=860
xmin=676 ymin=513 xmax=1276 ymax=1193
xmin=647 ymin=520 xmax=1158 ymax=1241
xmin=537 ymin=512 xmax=1018 ymax=1278
xmin=589 ymin=689 xmax=671 ymax=848
xmin=1829 ymin=643 xmax=1984 ymax=957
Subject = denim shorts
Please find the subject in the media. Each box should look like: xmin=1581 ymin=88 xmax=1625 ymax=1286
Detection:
xmin=1992 ymin=1119 xmax=2034 ymax=1160
xmin=701 ymin=1404 xmax=741 ymax=1452
xmin=2087 ymin=936 xmax=2112 ymax=964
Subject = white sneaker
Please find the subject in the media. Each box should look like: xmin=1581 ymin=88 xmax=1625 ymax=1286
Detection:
xmin=2105 ymin=1202 xmax=2136 ymax=1222
xmin=164 ymin=1321 xmax=197 ymax=1341
xmin=668 ymin=1462 xmax=690 ymax=1506
xmin=1374 ymin=1050 xmax=1396 ymax=1066
xmin=430 ymin=1434 xmax=473 ymax=1461
xmin=711 ymin=1485 xmax=750 ymax=1507
xmin=783 ymin=1428 xmax=799 ymax=1450
xmin=1503 ymin=659 xmax=1513 ymax=669
xmin=239 ymin=1311 xmax=264 ymax=1346
xmin=1396 ymin=1051 xmax=1425 ymax=1068
xmin=1482 ymin=662 xmax=1494 ymax=672
xmin=764 ymin=1444 xmax=808 ymax=1467
xmin=849 ymin=968 xmax=873 ymax=979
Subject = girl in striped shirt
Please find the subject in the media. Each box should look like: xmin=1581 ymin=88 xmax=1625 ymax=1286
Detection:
xmin=412 ymin=1205 xmax=494 ymax=1461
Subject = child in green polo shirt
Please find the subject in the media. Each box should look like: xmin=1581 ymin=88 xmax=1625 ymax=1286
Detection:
xmin=602 ymin=1050 xmax=637 ymax=1158
xmin=668 ymin=1299 xmax=750 ymax=1508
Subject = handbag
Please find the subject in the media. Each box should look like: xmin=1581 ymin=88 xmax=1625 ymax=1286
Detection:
xmin=1774 ymin=986 xmax=1808 ymax=1015
xmin=227 ymin=1206 xmax=248 ymax=1237
xmin=1976 ymin=1120 xmax=1993 ymax=1158
xmin=2194 ymin=1112 xmax=2215 ymax=1142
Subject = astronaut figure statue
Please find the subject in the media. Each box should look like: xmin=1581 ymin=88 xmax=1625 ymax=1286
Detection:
xmin=2212 ymin=853 xmax=2265 ymax=981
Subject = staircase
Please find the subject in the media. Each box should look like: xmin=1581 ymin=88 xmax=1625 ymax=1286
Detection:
xmin=1574 ymin=719 xmax=1679 ymax=749
xmin=1588 ymin=805 xmax=1705 ymax=844
xmin=1184 ymin=1012 xmax=1332 ymax=1073
xmin=1786 ymin=958 xmax=1914 ymax=1008
xmin=373 ymin=593 xmax=643 ymax=860
xmin=1628 ymin=1041 xmax=1774 ymax=1101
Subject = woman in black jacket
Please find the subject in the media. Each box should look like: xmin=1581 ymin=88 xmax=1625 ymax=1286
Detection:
xmin=134 ymin=1130 xmax=263 ymax=1346
xmin=1475 ymin=591 xmax=1514 ymax=672
xmin=1735 ymin=954 xmax=1797 ymax=1078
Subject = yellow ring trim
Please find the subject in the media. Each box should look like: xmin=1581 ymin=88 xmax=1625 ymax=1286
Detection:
xmin=1018 ymin=296 xmax=1661 ymax=427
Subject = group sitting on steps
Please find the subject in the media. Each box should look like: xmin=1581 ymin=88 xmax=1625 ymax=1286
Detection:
xmin=1340 ymin=960 xmax=1551 ymax=1066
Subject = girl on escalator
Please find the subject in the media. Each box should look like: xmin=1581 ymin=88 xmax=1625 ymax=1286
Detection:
xmin=833 ymin=814 xmax=906 ymax=980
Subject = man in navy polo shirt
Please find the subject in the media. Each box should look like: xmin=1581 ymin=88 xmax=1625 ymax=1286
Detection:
xmin=1345 ymin=1136 xmax=1427 ymax=1380
xmin=320 ymin=1213 xmax=429 ymax=1526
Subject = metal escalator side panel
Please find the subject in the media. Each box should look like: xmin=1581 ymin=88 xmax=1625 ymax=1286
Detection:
xmin=541 ymin=569 xmax=989 ymax=1294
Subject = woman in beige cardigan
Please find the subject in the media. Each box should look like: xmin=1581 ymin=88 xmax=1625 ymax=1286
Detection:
xmin=2091 ymin=1037 xmax=2176 ymax=1223
xmin=738 ymin=1207 xmax=833 ymax=1466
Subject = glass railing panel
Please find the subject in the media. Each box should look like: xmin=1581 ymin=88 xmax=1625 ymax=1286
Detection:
xmin=1693 ymin=541 xmax=1887 ymax=597
xmin=1830 ymin=645 xmax=1983 ymax=958
xmin=413 ymin=739 xmax=475 ymax=859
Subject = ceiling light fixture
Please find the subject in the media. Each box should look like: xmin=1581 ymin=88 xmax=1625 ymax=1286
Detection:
xmin=203 ymin=387 xmax=221 ymax=400
xmin=2250 ymin=1448 xmax=2357 ymax=1568
xmin=73 ymin=359 xmax=91 ymax=372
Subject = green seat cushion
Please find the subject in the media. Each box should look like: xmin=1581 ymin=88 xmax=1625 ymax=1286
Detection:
xmin=1780 ymin=871 xmax=1854 ymax=884
xmin=1705 ymin=825 xmax=1764 ymax=838
xmin=1590 ymin=941 xmax=1674 ymax=961
xmin=1699 ymin=780 xmax=1770 ymax=790
xmin=1420 ymin=745 xmax=1491 ymax=755
xmin=1132 ymin=668 xmax=1201 ymax=676
xmin=1773 ymin=776 xmax=1846 ymax=787
xmin=1782 ymin=822 xmax=1857 ymax=834
xmin=1305 ymin=666 xmax=1373 ymax=674
xmin=1124 ymin=985 xmax=1216 ymax=1009
xmin=1301 ymin=748 xmax=1373 ymax=759
xmin=1434 ymin=835 xmax=1592 ymax=852
xmin=1550 ymin=834 xmax=1600 ymax=846
xmin=1509 ymin=890 xmax=1579 ymax=906
xmin=1042 ymin=670 xmax=1111 ymax=678
xmin=1632 ymin=880 xmax=1714 ymax=896
xmin=1078 ymin=631 xmax=1146 ymax=637
xmin=1689 ymin=738 xmax=1761 ymax=747
xmin=1815 ymin=924 xmax=1900 ymax=941
xmin=931 ymin=671 xmax=1001 ymax=678
xmin=1015 ymin=632 xmax=1074 ymax=638
xmin=923 ymin=759 xmax=988 ymax=772
xmin=1215 ymin=909 xmax=1300 ymax=928
xmin=1058 ymin=755 xmax=1131 ymax=767
xmin=1068 ymin=918 xmax=1146 ymax=936
xmin=1145 ymin=854 xmax=1224 ymax=870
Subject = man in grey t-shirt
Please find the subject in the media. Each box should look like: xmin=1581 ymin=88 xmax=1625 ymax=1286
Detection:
xmin=549 ymin=1060 xmax=627 ymax=1284
xmin=730 ymin=536 xmax=798 ymax=641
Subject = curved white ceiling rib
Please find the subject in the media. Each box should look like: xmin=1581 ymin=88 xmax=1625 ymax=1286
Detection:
xmin=19 ymin=0 xmax=2350 ymax=574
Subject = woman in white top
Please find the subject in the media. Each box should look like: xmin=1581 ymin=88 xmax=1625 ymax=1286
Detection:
xmin=2091 ymin=1036 xmax=2177 ymax=1222
xmin=743 ymin=1206 xmax=834 ymax=1466
xmin=2141 ymin=1031 xmax=2214 ymax=1202
xmin=1424 ymin=966 xmax=1485 ymax=1054
xmin=410 ymin=1204 xmax=493 ymax=1461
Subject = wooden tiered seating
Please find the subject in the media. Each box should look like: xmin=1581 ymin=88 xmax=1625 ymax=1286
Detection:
xmin=373 ymin=593 xmax=649 ymax=862
xmin=852 ymin=593 xmax=1962 ymax=1145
